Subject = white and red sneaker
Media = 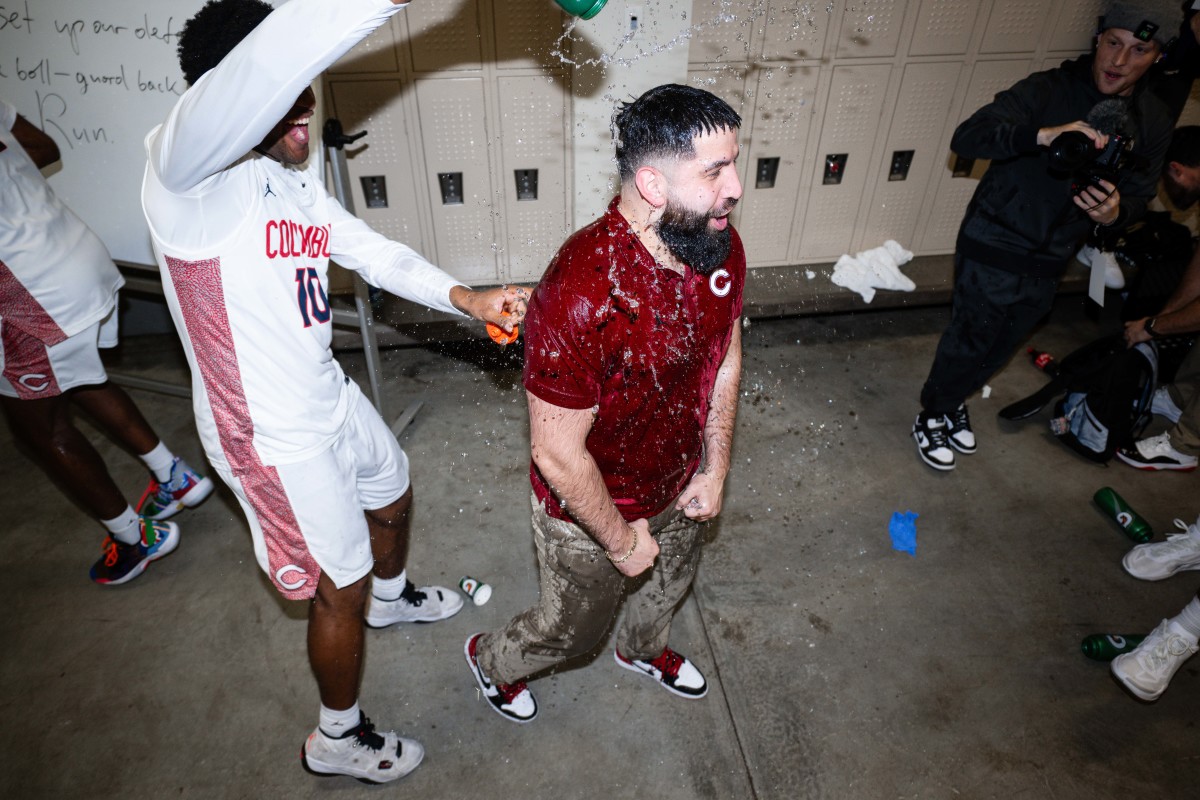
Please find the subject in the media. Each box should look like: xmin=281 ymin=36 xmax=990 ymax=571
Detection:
xmin=136 ymin=457 xmax=214 ymax=520
xmin=464 ymin=633 xmax=538 ymax=723
xmin=615 ymin=646 xmax=708 ymax=699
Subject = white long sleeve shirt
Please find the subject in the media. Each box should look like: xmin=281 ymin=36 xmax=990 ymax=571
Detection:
xmin=142 ymin=0 xmax=465 ymax=470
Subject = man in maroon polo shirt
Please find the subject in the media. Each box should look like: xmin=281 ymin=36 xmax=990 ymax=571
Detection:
xmin=464 ymin=84 xmax=745 ymax=723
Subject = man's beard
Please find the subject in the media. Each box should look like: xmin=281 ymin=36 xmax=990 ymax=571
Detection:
xmin=655 ymin=198 xmax=736 ymax=275
xmin=1164 ymin=175 xmax=1200 ymax=211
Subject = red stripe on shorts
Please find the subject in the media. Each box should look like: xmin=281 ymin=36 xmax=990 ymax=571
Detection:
xmin=164 ymin=255 xmax=321 ymax=600
xmin=1 ymin=321 xmax=62 ymax=399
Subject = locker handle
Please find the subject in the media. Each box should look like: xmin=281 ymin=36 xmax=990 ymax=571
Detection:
xmin=438 ymin=172 xmax=464 ymax=205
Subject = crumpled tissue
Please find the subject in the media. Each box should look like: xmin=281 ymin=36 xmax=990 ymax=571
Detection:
xmin=889 ymin=510 xmax=919 ymax=556
xmin=831 ymin=239 xmax=916 ymax=303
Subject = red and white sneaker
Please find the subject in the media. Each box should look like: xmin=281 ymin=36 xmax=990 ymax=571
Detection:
xmin=615 ymin=646 xmax=708 ymax=699
xmin=136 ymin=457 xmax=214 ymax=520
xmin=464 ymin=633 xmax=538 ymax=723
xmin=301 ymin=712 xmax=423 ymax=784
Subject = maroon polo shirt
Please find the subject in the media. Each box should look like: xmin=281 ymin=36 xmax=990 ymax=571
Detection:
xmin=523 ymin=197 xmax=745 ymax=522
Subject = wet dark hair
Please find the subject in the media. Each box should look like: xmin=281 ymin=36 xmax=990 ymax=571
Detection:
xmin=612 ymin=84 xmax=741 ymax=182
xmin=1166 ymin=125 xmax=1200 ymax=169
xmin=178 ymin=0 xmax=274 ymax=85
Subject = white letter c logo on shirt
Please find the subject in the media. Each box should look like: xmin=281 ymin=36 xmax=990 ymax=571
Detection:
xmin=276 ymin=564 xmax=309 ymax=591
xmin=709 ymin=269 xmax=732 ymax=298
xmin=18 ymin=374 xmax=51 ymax=392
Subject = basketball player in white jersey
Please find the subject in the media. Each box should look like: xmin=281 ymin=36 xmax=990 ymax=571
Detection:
xmin=143 ymin=0 xmax=526 ymax=783
xmin=1 ymin=101 xmax=213 ymax=586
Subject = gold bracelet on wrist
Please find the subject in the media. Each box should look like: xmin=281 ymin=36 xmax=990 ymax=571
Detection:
xmin=606 ymin=528 xmax=638 ymax=565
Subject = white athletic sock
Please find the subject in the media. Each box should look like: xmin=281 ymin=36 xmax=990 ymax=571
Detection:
xmin=319 ymin=702 xmax=361 ymax=739
xmin=372 ymin=570 xmax=407 ymax=601
xmin=139 ymin=441 xmax=176 ymax=483
xmin=1170 ymin=596 xmax=1200 ymax=640
xmin=101 ymin=507 xmax=142 ymax=545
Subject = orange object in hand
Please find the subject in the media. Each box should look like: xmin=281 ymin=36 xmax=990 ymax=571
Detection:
xmin=487 ymin=312 xmax=519 ymax=345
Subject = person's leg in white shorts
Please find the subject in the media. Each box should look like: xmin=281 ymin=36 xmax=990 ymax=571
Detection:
xmin=0 ymin=310 xmax=202 ymax=583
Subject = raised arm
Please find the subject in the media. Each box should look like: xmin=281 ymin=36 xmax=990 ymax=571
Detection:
xmin=527 ymin=392 xmax=658 ymax=576
xmin=150 ymin=0 xmax=407 ymax=193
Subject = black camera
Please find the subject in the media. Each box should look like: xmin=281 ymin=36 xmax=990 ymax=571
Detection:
xmin=1047 ymin=130 xmax=1132 ymax=196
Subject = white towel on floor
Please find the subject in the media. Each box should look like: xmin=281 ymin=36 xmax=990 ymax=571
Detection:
xmin=831 ymin=240 xmax=916 ymax=303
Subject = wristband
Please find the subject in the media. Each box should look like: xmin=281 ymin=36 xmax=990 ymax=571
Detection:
xmin=606 ymin=528 xmax=638 ymax=565
xmin=1145 ymin=317 xmax=1162 ymax=339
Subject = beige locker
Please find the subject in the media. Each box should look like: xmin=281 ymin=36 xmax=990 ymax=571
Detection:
xmin=416 ymin=77 xmax=499 ymax=282
xmin=859 ymin=62 xmax=962 ymax=250
xmin=797 ymin=64 xmax=892 ymax=260
xmin=917 ymin=59 xmax=1034 ymax=253
xmin=405 ymin=0 xmax=483 ymax=72
xmin=326 ymin=80 xmax=428 ymax=252
xmin=328 ymin=17 xmax=401 ymax=74
xmin=835 ymin=0 xmax=908 ymax=59
xmin=759 ymin=1 xmax=830 ymax=62
xmin=497 ymin=75 xmax=572 ymax=282
xmin=1048 ymin=0 xmax=1106 ymax=52
xmin=493 ymin=2 xmax=566 ymax=67
xmin=731 ymin=65 xmax=818 ymax=266
xmin=907 ymin=0 xmax=979 ymax=57
xmin=688 ymin=0 xmax=761 ymax=64
xmin=980 ymin=0 xmax=1055 ymax=54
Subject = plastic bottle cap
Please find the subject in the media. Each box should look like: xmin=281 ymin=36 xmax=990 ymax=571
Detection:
xmin=472 ymin=583 xmax=492 ymax=606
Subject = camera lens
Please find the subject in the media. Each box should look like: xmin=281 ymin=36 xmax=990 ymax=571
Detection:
xmin=1048 ymin=130 xmax=1094 ymax=170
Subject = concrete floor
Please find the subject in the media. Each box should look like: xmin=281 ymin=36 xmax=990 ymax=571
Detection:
xmin=1 ymin=295 xmax=1196 ymax=799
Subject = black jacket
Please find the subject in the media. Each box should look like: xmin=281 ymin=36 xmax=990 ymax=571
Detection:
xmin=953 ymin=54 xmax=1173 ymax=278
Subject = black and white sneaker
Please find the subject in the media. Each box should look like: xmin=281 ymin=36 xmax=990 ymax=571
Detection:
xmin=300 ymin=712 xmax=423 ymax=784
xmin=943 ymin=403 xmax=976 ymax=454
xmin=365 ymin=580 xmax=463 ymax=627
xmin=615 ymin=647 xmax=708 ymax=699
xmin=1116 ymin=433 xmax=1198 ymax=472
xmin=464 ymin=633 xmax=538 ymax=723
xmin=912 ymin=413 xmax=955 ymax=470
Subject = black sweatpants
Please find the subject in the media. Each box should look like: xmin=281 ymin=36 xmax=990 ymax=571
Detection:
xmin=919 ymin=255 xmax=1058 ymax=416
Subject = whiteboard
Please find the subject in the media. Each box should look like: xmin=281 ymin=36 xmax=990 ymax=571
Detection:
xmin=0 ymin=0 xmax=211 ymax=265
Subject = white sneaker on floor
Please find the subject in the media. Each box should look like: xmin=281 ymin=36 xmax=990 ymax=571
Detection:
xmin=301 ymin=713 xmax=424 ymax=784
xmin=1123 ymin=517 xmax=1200 ymax=580
xmin=615 ymin=646 xmax=708 ymax=699
xmin=912 ymin=413 xmax=955 ymax=471
xmin=1116 ymin=432 xmax=1199 ymax=471
xmin=1111 ymin=619 xmax=1199 ymax=701
xmin=365 ymin=580 xmax=463 ymax=627
xmin=1150 ymin=386 xmax=1183 ymax=424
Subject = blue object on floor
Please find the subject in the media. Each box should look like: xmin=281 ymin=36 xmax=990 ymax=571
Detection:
xmin=890 ymin=510 xmax=919 ymax=556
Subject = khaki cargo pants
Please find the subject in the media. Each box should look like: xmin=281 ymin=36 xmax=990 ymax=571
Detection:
xmin=476 ymin=491 xmax=703 ymax=686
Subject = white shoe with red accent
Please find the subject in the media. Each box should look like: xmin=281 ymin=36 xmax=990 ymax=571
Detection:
xmin=615 ymin=646 xmax=708 ymax=699
xmin=301 ymin=712 xmax=423 ymax=784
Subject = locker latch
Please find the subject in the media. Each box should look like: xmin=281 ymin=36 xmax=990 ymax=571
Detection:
xmin=438 ymin=172 xmax=464 ymax=205
xmin=823 ymin=154 xmax=848 ymax=185
xmin=360 ymin=176 xmax=389 ymax=208
xmin=515 ymin=169 xmax=539 ymax=201
xmin=888 ymin=150 xmax=915 ymax=182
xmin=755 ymin=157 xmax=780 ymax=189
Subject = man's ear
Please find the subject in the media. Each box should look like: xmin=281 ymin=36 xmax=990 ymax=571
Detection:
xmin=634 ymin=165 xmax=667 ymax=208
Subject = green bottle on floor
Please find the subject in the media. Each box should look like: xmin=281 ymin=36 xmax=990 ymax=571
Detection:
xmin=1081 ymin=633 xmax=1146 ymax=661
xmin=1093 ymin=487 xmax=1153 ymax=543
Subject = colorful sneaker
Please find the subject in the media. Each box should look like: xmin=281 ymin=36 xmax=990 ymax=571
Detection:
xmin=1150 ymin=386 xmax=1183 ymax=424
xmin=89 ymin=519 xmax=180 ymax=585
xmin=301 ymin=712 xmax=423 ymax=784
xmin=615 ymin=646 xmax=708 ymax=699
xmin=943 ymin=403 xmax=976 ymax=454
xmin=136 ymin=457 xmax=214 ymax=520
xmin=1116 ymin=432 xmax=1198 ymax=472
xmin=1123 ymin=517 xmax=1200 ymax=581
xmin=365 ymin=580 xmax=463 ymax=627
xmin=912 ymin=412 xmax=955 ymax=470
xmin=464 ymin=633 xmax=538 ymax=723
xmin=1111 ymin=619 xmax=1199 ymax=701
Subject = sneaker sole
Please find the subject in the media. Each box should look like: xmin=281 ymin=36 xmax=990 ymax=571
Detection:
xmin=946 ymin=438 xmax=976 ymax=455
xmin=300 ymin=741 xmax=424 ymax=784
xmin=1115 ymin=452 xmax=1198 ymax=472
xmin=1121 ymin=556 xmax=1200 ymax=581
xmin=1110 ymin=665 xmax=1163 ymax=702
xmin=463 ymin=634 xmax=538 ymax=724
xmin=613 ymin=650 xmax=708 ymax=699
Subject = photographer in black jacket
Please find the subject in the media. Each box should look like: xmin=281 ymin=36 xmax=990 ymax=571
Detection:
xmin=912 ymin=0 xmax=1179 ymax=471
